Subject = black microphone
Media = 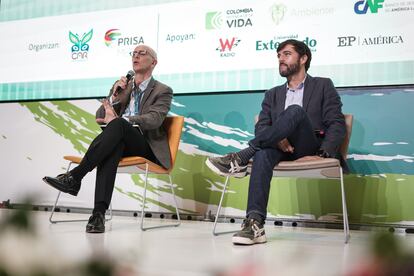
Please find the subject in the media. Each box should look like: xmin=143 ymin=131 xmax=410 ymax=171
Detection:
xmin=115 ymin=70 xmax=135 ymax=93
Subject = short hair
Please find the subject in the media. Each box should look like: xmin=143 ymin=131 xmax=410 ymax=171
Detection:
xmin=139 ymin=44 xmax=157 ymax=61
xmin=145 ymin=46 xmax=157 ymax=61
xmin=277 ymin=39 xmax=312 ymax=71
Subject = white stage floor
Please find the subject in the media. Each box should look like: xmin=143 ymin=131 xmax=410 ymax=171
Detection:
xmin=1 ymin=209 xmax=414 ymax=276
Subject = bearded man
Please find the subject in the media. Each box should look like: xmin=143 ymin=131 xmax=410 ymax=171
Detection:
xmin=206 ymin=39 xmax=347 ymax=245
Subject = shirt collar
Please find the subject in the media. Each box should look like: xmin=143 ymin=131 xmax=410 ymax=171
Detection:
xmin=286 ymin=74 xmax=307 ymax=91
xmin=132 ymin=76 xmax=152 ymax=92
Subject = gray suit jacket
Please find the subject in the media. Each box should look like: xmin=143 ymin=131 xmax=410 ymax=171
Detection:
xmin=96 ymin=77 xmax=173 ymax=169
xmin=255 ymin=75 xmax=347 ymax=170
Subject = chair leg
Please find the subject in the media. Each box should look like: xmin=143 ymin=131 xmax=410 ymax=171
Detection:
xmin=140 ymin=164 xmax=181 ymax=230
xmin=49 ymin=191 xmax=113 ymax=223
xmin=168 ymin=174 xmax=181 ymax=226
xmin=212 ymin=175 xmax=238 ymax=236
xmin=49 ymin=161 xmax=113 ymax=224
xmin=339 ymin=167 xmax=350 ymax=244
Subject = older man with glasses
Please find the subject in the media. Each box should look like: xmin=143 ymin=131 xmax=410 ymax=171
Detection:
xmin=43 ymin=45 xmax=173 ymax=233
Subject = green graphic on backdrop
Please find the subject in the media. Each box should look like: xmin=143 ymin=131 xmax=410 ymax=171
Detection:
xmin=19 ymin=98 xmax=414 ymax=225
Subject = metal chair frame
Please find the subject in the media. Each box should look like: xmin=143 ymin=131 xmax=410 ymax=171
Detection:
xmin=117 ymin=162 xmax=181 ymax=230
xmin=213 ymin=115 xmax=353 ymax=244
xmin=49 ymin=116 xmax=184 ymax=231
xmin=49 ymin=161 xmax=113 ymax=224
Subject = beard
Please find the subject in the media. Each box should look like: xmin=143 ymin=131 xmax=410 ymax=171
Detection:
xmin=279 ymin=60 xmax=300 ymax=77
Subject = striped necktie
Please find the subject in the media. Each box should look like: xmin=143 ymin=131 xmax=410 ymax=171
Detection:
xmin=134 ymin=88 xmax=143 ymax=115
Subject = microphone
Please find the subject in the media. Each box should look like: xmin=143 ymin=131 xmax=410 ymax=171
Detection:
xmin=115 ymin=70 xmax=135 ymax=93
xmin=126 ymin=70 xmax=135 ymax=81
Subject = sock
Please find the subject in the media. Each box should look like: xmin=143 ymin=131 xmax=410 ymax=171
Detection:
xmin=236 ymin=146 xmax=256 ymax=165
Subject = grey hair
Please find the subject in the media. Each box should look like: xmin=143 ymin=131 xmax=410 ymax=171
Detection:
xmin=142 ymin=45 xmax=157 ymax=61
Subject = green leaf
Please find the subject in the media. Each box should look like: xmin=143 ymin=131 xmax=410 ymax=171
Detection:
xmin=69 ymin=31 xmax=79 ymax=44
xmin=81 ymin=29 xmax=93 ymax=44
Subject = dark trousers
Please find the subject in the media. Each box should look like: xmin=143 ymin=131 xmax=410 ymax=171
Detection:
xmin=77 ymin=118 xmax=157 ymax=213
xmin=246 ymin=105 xmax=321 ymax=223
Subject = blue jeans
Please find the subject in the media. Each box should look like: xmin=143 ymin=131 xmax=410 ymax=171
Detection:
xmin=246 ymin=105 xmax=321 ymax=223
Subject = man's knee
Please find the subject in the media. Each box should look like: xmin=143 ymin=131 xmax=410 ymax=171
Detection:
xmin=107 ymin=117 xmax=127 ymax=129
xmin=282 ymin=105 xmax=308 ymax=124
xmin=285 ymin=104 xmax=305 ymax=117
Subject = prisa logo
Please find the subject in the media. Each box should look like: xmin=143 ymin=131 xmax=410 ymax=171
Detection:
xmin=104 ymin=29 xmax=121 ymax=46
xmin=216 ymin=38 xmax=241 ymax=57
xmin=104 ymin=29 xmax=144 ymax=47
xmin=354 ymin=0 xmax=384 ymax=14
xmin=69 ymin=29 xmax=93 ymax=61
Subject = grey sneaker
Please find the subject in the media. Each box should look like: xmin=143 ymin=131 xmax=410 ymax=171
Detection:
xmin=205 ymin=153 xmax=247 ymax=178
xmin=232 ymin=219 xmax=267 ymax=245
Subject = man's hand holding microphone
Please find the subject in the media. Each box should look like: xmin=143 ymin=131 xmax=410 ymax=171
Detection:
xmin=96 ymin=70 xmax=134 ymax=125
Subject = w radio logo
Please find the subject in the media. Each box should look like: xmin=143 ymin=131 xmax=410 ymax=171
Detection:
xmin=216 ymin=38 xmax=241 ymax=57
xmin=216 ymin=38 xmax=240 ymax=52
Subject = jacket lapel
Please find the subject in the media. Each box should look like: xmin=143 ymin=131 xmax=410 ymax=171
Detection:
xmin=302 ymin=75 xmax=315 ymax=111
xmin=118 ymin=82 xmax=133 ymax=115
xmin=138 ymin=77 xmax=155 ymax=114
xmin=276 ymin=84 xmax=287 ymax=116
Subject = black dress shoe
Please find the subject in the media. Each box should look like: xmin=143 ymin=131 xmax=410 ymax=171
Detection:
xmin=86 ymin=212 xmax=105 ymax=233
xmin=42 ymin=172 xmax=81 ymax=196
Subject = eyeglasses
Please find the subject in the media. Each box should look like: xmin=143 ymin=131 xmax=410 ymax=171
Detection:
xmin=130 ymin=50 xmax=154 ymax=58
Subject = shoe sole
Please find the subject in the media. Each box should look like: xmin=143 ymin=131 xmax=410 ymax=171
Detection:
xmin=205 ymin=159 xmax=247 ymax=178
xmin=42 ymin=177 xmax=78 ymax=196
xmin=232 ymin=235 xmax=267 ymax=245
xmin=86 ymin=228 xmax=105 ymax=234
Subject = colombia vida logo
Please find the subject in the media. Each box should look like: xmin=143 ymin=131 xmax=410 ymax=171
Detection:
xmin=216 ymin=38 xmax=241 ymax=57
xmin=206 ymin=12 xmax=223 ymax=30
xmin=69 ymin=29 xmax=93 ymax=61
xmin=206 ymin=8 xmax=253 ymax=30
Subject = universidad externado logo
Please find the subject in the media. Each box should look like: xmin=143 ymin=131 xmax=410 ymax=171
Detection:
xmin=69 ymin=29 xmax=93 ymax=61
xmin=354 ymin=0 xmax=384 ymax=14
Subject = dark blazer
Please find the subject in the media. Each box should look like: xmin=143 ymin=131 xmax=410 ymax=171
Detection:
xmin=255 ymin=75 xmax=348 ymax=169
xmin=96 ymin=77 xmax=173 ymax=169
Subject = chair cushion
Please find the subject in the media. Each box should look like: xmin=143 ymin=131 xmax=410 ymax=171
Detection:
xmin=275 ymin=158 xmax=340 ymax=171
xmin=64 ymin=156 xmax=82 ymax=164
xmin=63 ymin=155 xmax=169 ymax=174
